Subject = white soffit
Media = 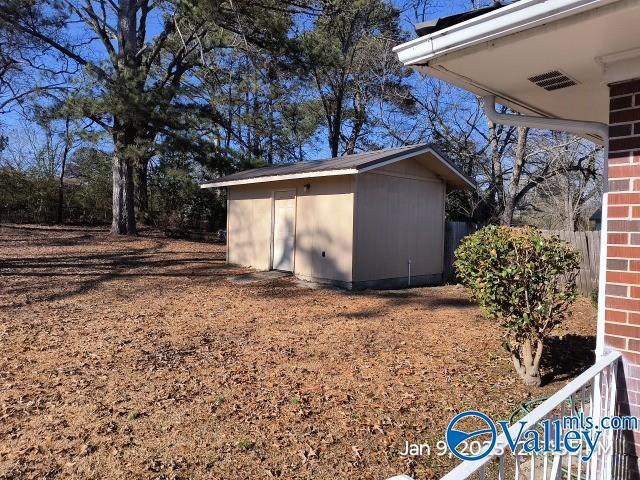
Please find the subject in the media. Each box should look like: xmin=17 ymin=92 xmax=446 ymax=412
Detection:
xmin=395 ymin=0 xmax=640 ymax=124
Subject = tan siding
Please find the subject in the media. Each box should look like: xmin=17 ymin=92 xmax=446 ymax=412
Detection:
xmin=227 ymin=185 xmax=272 ymax=270
xmin=227 ymin=177 xmax=355 ymax=282
xmin=353 ymin=166 xmax=445 ymax=282
xmin=293 ymin=177 xmax=355 ymax=282
xmin=377 ymin=156 xmax=439 ymax=180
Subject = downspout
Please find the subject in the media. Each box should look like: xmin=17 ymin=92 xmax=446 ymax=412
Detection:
xmin=482 ymin=95 xmax=610 ymax=357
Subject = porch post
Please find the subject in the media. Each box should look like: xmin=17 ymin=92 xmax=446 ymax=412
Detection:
xmin=605 ymin=77 xmax=640 ymax=478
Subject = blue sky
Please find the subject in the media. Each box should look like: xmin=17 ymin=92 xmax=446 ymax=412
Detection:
xmin=2 ymin=0 xmax=488 ymax=164
xmin=398 ymin=1 xmax=495 ymax=25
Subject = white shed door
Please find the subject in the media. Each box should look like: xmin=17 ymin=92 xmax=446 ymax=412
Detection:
xmin=272 ymin=191 xmax=296 ymax=272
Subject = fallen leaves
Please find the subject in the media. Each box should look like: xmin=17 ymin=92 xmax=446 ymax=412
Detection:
xmin=0 ymin=225 xmax=597 ymax=479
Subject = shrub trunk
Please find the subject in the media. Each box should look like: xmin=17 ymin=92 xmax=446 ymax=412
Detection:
xmin=512 ymin=338 xmax=543 ymax=387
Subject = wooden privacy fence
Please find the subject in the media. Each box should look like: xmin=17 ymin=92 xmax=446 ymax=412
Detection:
xmin=443 ymin=221 xmax=478 ymax=282
xmin=443 ymin=222 xmax=601 ymax=296
xmin=541 ymin=229 xmax=601 ymax=296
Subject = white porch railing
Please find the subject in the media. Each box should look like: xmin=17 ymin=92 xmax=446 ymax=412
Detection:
xmin=390 ymin=350 xmax=622 ymax=480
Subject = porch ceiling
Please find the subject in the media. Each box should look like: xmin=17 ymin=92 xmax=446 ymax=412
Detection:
xmin=396 ymin=0 xmax=640 ymax=125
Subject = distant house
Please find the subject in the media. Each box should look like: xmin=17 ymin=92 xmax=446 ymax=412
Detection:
xmin=201 ymin=144 xmax=474 ymax=289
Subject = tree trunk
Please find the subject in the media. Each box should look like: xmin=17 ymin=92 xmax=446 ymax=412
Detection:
xmin=487 ymin=119 xmax=504 ymax=221
xmin=57 ymin=178 xmax=64 ymax=224
xmin=110 ymin=0 xmax=139 ymax=235
xmin=511 ymin=338 xmax=543 ymax=387
xmin=562 ymin=174 xmax=575 ymax=231
xmin=56 ymin=118 xmax=71 ymax=224
xmin=329 ymin=115 xmax=341 ymax=158
xmin=135 ymin=161 xmax=148 ymax=223
xmin=500 ymin=126 xmax=529 ymax=226
xmin=111 ymin=133 xmax=137 ymax=235
xmin=501 ymin=198 xmax=516 ymax=227
xmin=329 ymin=87 xmax=345 ymax=158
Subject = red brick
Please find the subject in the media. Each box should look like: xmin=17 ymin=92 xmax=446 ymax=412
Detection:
xmin=609 ymin=193 xmax=640 ymax=205
xmin=631 ymin=260 xmax=640 ymax=272
xmin=608 ymin=259 xmax=629 ymax=270
xmin=608 ymin=220 xmax=640 ymax=232
xmin=610 ymin=124 xmax=633 ymax=137
xmin=622 ymin=380 xmax=640 ymax=396
xmin=632 ymin=234 xmax=640 ymax=245
xmin=611 ymin=80 xmax=640 ymax=96
xmin=606 ymin=296 xmax=640 ymax=310
xmin=631 ymin=313 xmax=640 ymax=325
xmin=634 ymin=206 xmax=640 ymax=217
xmin=611 ymin=95 xmax=634 ymax=110
xmin=609 ymin=153 xmax=633 ymax=165
xmin=630 ymin=339 xmax=640 ymax=353
xmin=609 ymin=205 xmax=630 ymax=218
xmin=609 ymin=233 xmax=629 ymax=245
xmin=606 ymin=309 xmax=628 ymax=322
xmin=611 ymin=108 xmax=640 ymax=124
xmin=635 ymin=179 xmax=640 ymax=190
xmin=610 ymin=179 xmax=631 ymax=192
xmin=607 ymin=271 xmax=640 ymax=285
xmin=608 ymin=322 xmax=640 ymax=338
xmin=632 ymin=287 xmax=640 ymax=298
xmin=608 ymin=284 xmax=630 ymax=296
xmin=609 ymin=150 xmax=640 ymax=164
xmin=606 ymin=335 xmax=628 ymax=349
xmin=625 ymin=364 xmax=640 ymax=380
xmin=609 ymin=164 xmax=640 ymax=178
xmin=622 ymin=350 xmax=640 ymax=365
xmin=610 ymin=137 xmax=640 ymax=152
xmin=625 ymin=378 xmax=640 ymax=394
xmin=609 ymin=247 xmax=640 ymax=258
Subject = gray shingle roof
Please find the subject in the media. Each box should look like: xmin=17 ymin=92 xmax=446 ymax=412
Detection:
xmin=415 ymin=2 xmax=505 ymax=37
xmin=201 ymin=143 xmax=474 ymax=189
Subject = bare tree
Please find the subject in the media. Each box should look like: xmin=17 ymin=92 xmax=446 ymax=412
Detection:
xmin=0 ymin=0 xmax=300 ymax=234
xmin=388 ymin=86 xmax=601 ymax=225
xmin=520 ymin=134 xmax=601 ymax=230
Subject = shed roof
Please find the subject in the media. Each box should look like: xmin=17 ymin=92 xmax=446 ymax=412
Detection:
xmin=201 ymin=144 xmax=475 ymax=190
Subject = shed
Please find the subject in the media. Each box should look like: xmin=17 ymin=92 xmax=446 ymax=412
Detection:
xmin=201 ymin=144 xmax=474 ymax=290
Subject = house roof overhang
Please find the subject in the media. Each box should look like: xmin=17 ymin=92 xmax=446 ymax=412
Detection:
xmin=393 ymin=0 xmax=640 ymax=126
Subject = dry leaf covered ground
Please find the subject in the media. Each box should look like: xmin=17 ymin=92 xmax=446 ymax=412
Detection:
xmin=0 ymin=225 xmax=596 ymax=480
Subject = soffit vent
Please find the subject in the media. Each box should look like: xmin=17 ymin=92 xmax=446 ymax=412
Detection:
xmin=527 ymin=70 xmax=578 ymax=91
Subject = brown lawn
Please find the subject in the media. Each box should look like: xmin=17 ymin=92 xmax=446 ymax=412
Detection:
xmin=0 ymin=225 xmax=596 ymax=480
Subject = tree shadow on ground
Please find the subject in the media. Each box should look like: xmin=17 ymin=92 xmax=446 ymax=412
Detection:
xmin=541 ymin=334 xmax=596 ymax=385
xmin=0 ymin=224 xmax=109 ymax=233
xmin=369 ymin=289 xmax=475 ymax=310
xmin=0 ymin=228 xmax=233 ymax=308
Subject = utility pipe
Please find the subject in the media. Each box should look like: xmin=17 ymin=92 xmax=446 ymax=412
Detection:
xmin=481 ymin=95 xmax=610 ymax=357
xmin=482 ymin=95 xmax=608 ymax=143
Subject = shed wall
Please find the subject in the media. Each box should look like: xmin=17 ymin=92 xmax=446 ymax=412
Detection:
xmin=227 ymin=184 xmax=272 ymax=270
xmin=353 ymin=161 xmax=445 ymax=285
xmin=227 ymin=176 xmax=355 ymax=283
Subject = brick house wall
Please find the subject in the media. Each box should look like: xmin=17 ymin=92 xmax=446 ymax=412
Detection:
xmin=605 ymin=78 xmax=640 ymax=477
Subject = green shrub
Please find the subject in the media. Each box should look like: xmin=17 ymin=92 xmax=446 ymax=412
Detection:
xmin=454 ymin=226 xmax=580 ymax=386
